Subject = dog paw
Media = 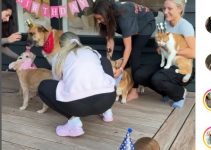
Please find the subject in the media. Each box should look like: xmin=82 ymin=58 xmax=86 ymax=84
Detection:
xmin=160 ymin=63 xmax=165 ymax=67
xmin=19 ymin=106 xmax=27 ymax=110
xmin=164 ymin=65 xmax=170 ymax=69
xmin=140 ymin=87 xmax=145 ymax=93
xmin=175 ymin=69 xmax=179 ymax=73
xmin=37 ymin=109 xmax=47 ymax=113
xmin=115 ymin=97 xmax=119 ymax=102
xmin=120 ymin=100 xmax=127 ymax=104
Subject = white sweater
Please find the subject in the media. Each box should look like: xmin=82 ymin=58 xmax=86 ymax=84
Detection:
xmin=52 ymin=47 xmax=115 ymax=102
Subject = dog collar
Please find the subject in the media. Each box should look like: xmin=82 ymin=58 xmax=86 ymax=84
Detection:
xmin=43 ymin=31 xmax=54 ymax=54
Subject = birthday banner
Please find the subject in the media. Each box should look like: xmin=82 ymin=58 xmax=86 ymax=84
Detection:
xmin=16 ymin=0 xmax=90 ymax=18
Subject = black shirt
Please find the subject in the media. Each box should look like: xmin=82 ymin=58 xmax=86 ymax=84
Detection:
xmin=114 ymin=2 xmax=155 ymax=37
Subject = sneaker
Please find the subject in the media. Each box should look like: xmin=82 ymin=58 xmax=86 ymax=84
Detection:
xmin=172 ymin=99 xmax=185 ymax=108
xmin=56 ymin=117 xmax=84 ymax=137
xmin=102 ymin=109 xmax=113 ymax=122
xmin=172 ymin=88 xmax=187 ymax=108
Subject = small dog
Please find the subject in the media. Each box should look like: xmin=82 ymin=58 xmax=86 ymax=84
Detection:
xmin=135 ymin=137 xmax=160 ymax=150
xmin=116 ymin=68 xmax=134 ymax=104
xmin=9 ymin=51 xmax=52 ymax=113
xmin=109 ymin=57 xmax=143 ymax=103
xmin=108 ymin=57 xmax=133 ymax=103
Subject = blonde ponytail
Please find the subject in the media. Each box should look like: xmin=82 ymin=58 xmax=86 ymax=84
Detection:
xmin=54 ymin=32 xmax=82 ymax=79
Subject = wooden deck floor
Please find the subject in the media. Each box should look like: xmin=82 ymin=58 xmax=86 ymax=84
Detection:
xmin=1 ymin=72 xmax=195 ymax=150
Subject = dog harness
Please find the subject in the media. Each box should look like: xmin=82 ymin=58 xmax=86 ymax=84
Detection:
xmin=43 ymin=31 xmax=54 ymax=54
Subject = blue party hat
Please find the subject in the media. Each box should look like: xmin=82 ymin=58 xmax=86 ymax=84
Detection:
xmin=119 ymin=128 xmax=135 ymax=150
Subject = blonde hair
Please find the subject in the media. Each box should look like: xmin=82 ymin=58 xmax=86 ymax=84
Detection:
xmin=135 ymin=137 xmax=160 ymax=150
xmin=54 ymin=32 xmax=82 ymax=79
xmin=167 ymin=0 xmax=187 ymax=16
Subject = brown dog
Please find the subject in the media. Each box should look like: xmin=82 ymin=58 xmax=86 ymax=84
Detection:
xmin=116 ymin=68 xmax=134 ymax=104
xmin=135 ymin=137 xmax=160 ymax=150
xmin=9 ymin=51 xmax=52 ymax=113
xmin=26 ymin=19 xmax=63 ymax=63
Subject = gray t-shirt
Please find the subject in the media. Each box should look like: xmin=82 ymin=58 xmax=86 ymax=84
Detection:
xmin=114 ymin=2 xmax=155 ymax=37
xmin=165 ymin=18 xmax=195 ymax=36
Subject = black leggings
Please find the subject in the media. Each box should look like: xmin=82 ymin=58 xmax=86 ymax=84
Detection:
xmin=130 ymin=34 xmax=153 ymax=88
xmin=151 ymin=66 xmax=189 ymax=101
xmin=134 ymin=64 xmax=189 ymax=102
xmin=38 ymin=57 xmax=116 ymax=118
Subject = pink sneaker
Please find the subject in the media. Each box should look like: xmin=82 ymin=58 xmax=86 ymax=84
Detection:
xmin=56 ymin=117 xmax=84 ymax=137
xmin=102 ymin=109 xmax=113 ymax=122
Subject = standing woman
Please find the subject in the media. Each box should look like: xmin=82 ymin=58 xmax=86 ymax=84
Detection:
xmin=1 ymin=0 xmax=21 ymax=59
xmin=93 ymin=0 xmax=156 ymax=100
xmin=150 ymin=0 xmax=195 ymax=108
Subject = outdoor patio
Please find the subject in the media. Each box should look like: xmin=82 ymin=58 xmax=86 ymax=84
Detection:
xmin=2 ymin=71 xmax=195 ymax=150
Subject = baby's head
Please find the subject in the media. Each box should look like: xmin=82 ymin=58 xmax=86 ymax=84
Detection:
xmin=135 ymin=137 xmax=160 ymax=150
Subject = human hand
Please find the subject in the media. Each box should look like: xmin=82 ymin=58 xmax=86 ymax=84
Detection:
xmin=114 ymin=68 xmax=123 ymax=78
xmin=8 ymin=32 xmax=21 ymax=43
xmin=107 ymin=38 xmax=114 ymax=58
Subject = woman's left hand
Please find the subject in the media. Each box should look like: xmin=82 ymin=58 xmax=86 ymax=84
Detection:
xmin=114 ymin=68 xmax=123 ymax=78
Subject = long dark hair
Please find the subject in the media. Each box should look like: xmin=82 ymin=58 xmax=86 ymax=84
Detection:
xmin=93 ymin=0 xmax=118 ymax=39
xmin=2 ymin=0 xmax=13 ymax=11
xmin=2 ymin=0 xmax=14 ymax=37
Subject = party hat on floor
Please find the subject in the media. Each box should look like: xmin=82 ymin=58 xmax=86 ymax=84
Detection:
xmin=119 ymin=128 xmax=135 ymax=150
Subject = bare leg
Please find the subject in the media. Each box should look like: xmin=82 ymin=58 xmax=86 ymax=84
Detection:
xmin=127 ymin=88 xmax=139 ymax=101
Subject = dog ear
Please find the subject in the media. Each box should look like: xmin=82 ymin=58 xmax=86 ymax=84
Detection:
xmin=8 ymin=62 xmax=17 ymax=70
xmin=37 ymin=26 xmax=48 ymax=33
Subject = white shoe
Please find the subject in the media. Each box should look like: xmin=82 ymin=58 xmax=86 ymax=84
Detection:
xmin=102 ymin=109 xmax=113 ymax=122
xmin=56 ymin=117 xmax=84 ymax=137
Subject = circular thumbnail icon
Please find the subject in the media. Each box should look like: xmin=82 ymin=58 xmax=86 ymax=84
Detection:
xmin=205 ymin=16 xmax=211 ymax=33
xmin=205 ymin=54 xmax=211 ymax=70
xmin=203 ymin=90 xmax=211 ymax=111
xmin=203 ymin=127 xmax=211 ymax=149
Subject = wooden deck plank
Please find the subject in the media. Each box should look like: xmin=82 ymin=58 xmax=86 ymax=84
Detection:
xmin=2 ymin=141 xmax=38 ymax=150
xmin=2 ymin=130 xmax=89 ymax=150
xmin=1 ymin=72 xmax=195 ymax=150
xmin=154 ymin=98 xmax=195 ymax=150
xmin=170 ymin=107 xmax=195 ymax=150
xmin=2 ymin=120 xmax=121 ymax=150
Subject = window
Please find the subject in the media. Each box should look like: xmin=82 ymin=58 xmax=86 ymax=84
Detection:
xmin=62 ymin=0 xmax=98 ymax=35
xmin=17 ymin=0 xmax=51 ymax=32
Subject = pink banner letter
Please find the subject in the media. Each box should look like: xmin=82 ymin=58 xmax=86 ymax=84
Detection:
xmin=50 ymin=6 xmax=59 ymax=18
xmin=68 ymin=1 xmax=79 ymax=15
xmin=77 ymin=0 xmax=89 ymax=10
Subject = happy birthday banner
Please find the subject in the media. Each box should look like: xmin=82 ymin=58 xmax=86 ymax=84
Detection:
xmin=16 ymin=0 xmax=90 ymax=18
